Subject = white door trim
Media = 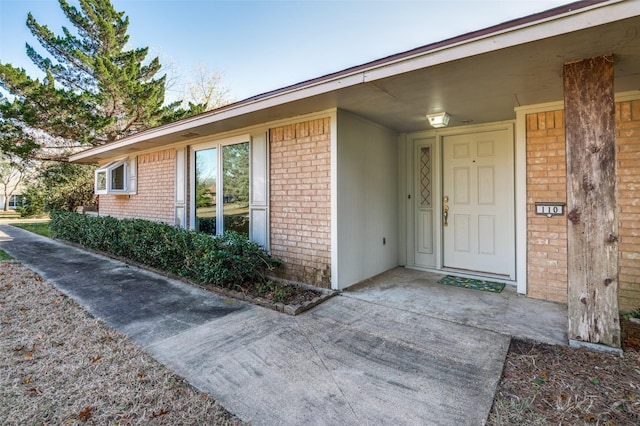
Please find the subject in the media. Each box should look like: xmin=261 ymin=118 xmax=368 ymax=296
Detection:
xmin=406 ymin=121 xmax=517 ymax=283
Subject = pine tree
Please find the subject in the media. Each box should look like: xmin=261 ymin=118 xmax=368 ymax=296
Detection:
xmin=0 ymin=0 xmax=193 ymax=160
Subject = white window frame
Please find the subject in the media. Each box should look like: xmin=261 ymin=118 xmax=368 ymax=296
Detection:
xmin=95 ymin=158 xmax=135 ymax=195
xmin=190 ymin=135 xmax=251 ymax=235
xmin=8 ymin=194 xmax=24 ymax=210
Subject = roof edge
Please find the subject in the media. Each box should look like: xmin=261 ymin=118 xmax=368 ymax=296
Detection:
xmin=239 ymin=0 xmax=617 ymax=101
xmin=70 ymin=0 xmax=626 ymax=162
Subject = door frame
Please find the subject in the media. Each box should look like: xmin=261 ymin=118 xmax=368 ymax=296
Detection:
xmin=404 ymin=121 xmax=518 ymax=285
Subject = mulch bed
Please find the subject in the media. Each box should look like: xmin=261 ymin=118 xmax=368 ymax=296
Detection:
xmin=199 ymin=279 xmax=336 ymax=315
xmin=488 ymin=333 xmax=640 ymax=425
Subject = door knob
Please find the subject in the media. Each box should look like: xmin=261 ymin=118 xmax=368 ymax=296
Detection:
xmin=443 ymin=205 xmax=449 ymax=227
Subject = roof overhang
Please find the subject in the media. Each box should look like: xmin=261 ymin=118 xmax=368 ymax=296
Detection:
xmin=70 ymin=0 xmax=640 ymax=163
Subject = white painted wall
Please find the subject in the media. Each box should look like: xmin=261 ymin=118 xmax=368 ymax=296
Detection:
xmin=336 ymin=110 xmax=399 ymax=289
xmin=397 ymin=133 xmax=408 ymax=267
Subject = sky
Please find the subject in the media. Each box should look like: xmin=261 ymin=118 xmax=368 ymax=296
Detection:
xmin=0 ymin=0 xmax=577 ymax=104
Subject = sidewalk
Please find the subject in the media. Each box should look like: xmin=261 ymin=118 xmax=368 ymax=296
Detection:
xmin=1 ymin=224 xmax=510 ymax=425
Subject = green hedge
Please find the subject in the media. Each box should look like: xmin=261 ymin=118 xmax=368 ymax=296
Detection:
xmin=50 ymin=211 xmax=281 ymax=289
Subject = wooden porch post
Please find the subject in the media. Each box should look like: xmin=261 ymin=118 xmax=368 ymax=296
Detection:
xmin=564 ymin=55 xmax=620 ymax=348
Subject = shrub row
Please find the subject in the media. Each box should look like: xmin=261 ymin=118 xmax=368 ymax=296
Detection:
xmin=49 ymin=211 xmax=281 ymax=290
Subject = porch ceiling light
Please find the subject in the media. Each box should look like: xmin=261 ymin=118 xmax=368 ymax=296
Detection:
xmin=426 ymin=112 xmax=451 ymax=128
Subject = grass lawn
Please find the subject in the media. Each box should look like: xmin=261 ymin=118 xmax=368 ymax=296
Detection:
xmin=0 ymin=248 xmax=11 ymax=260
xmin=11 ymin=221 xmax=54 ymax=238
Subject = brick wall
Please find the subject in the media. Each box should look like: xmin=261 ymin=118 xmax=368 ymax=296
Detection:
xmin=617 ymin=100 xmax=640 ymax=312
xmin=526 ymin=102 xmax=640 ymax=312
xmin=269 ymin=118 xmax=332 ymax=288
xmin=99 ymin=149 xmax=176 ymax=224
xmin=526 ymin=110 xmax=568 ymax=303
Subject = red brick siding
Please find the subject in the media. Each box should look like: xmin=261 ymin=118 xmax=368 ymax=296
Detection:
xmin=617 ymin=99 xmax=640 ymax=312
xmin=526 ymin=111 xmax=568 ymax=303
xmin=269 ymin=118 xmax=332 ymax=288
xmin=99 ymin=149 xmax=175 ymax=224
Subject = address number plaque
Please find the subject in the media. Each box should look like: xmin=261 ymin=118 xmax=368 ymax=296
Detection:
xmin=535 ymin=202 xmax=565 ymax=217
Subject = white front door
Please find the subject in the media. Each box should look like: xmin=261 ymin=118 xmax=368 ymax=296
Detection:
xmin=442 ymin=129 xmax=515 ymax=278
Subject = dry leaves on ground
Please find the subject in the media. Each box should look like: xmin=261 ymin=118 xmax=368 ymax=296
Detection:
xmin=488 ymin=338 xmax=640 ymax=425
xmin=3 ymin=259 xmax=639 ymax=425
xmin=0 ymin=261 xmax=245 ymax=425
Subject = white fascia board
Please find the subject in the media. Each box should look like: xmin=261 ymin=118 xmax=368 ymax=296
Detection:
xmin=71 ymin=0 xmax=635 ymax=163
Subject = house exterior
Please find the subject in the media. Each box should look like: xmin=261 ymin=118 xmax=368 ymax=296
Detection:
xmin=0 ymin=173 xmax=25 ymax=212
xmin=70 ymin=0 xmax=640 ymax=348
xmin=1 ymin=194 xmax=25 ymax=210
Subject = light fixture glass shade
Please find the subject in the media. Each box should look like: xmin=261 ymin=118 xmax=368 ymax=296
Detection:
xmin=426 ymin=112 xmax=451 ymax=128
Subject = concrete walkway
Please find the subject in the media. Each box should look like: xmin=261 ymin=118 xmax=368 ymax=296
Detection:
xmin=0 ymin=224 xmax=564 ymax=425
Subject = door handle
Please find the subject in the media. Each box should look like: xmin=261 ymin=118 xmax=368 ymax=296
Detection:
xmin=443 ymin=205 xmax=449 ymax=227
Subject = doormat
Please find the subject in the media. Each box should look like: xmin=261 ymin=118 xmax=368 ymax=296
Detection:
xmin=437 ymin=275 xmax=505 ymax=293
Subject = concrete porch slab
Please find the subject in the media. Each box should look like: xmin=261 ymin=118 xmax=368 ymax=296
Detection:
xmin=344 ymin=267 xmax=568 ymax=346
